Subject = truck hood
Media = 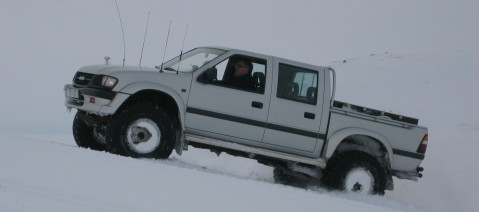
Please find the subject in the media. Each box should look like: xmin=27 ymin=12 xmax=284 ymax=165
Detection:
xmin=77 ymin=64 xmax=157 ymax=75
xmin=76 ymin=64 xmax=193 ymax=94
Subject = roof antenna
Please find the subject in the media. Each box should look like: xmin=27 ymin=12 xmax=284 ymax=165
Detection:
xmin=114 ymin=0 xmax=126 ymax=66
xmin=139 ymin=12 xmax=151 ymax=67
xmin=159 ymin=20 xmax=173 ymax=73
xmin=176 ymin=25 xmax=189 ymax=74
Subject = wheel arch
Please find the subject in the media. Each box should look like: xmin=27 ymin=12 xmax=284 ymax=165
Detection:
xmin=324 ymin=128 xmax=393 ymax=165
xmin=324 ymin=128 xmax=395 ymax=191
xmin=117 ymin=82 xmax=186 ymax=131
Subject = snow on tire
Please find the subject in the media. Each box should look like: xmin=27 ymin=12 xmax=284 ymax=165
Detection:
xmin=106 ymin=104 xmax=174 ymax=159
xmin=321 ymin=151 xmax=387 ymax=195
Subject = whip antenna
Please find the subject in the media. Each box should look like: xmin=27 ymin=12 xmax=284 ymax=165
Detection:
xmin=139 ymin=12 xmax=151 ymax=67
xmin=159 ymin=20 xmax=172 ymax=72
xmin=114 ymin=0 xmax=126 ymax=66
xmin=176 ymin=25 xmax=189 ymax=74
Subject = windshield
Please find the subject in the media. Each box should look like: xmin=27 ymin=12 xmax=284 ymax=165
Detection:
xmin=159 ymin=48 xmax=226 ymax=73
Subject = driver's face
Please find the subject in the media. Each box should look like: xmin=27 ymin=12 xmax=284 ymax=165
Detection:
xmin=234 ymin=61 xmax=249 ymax=77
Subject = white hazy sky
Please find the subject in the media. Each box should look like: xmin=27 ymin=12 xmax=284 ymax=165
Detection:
xmin=0 ymin=0 xmax=477 ymax=133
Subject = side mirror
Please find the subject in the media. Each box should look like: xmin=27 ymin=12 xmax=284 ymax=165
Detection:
xmin=198 ymin=67 xmax=217 ymax=83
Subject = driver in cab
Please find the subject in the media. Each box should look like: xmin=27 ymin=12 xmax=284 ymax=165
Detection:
xmin=225 ymin=60 xmax=255 ymax=91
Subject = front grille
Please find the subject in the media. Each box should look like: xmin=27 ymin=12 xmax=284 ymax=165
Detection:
xmin=73 ymin=72 xmax=95 ymax=86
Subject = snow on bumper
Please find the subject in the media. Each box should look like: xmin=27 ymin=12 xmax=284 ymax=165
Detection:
xmin=64 ymin=84 xmax=129 ymax=115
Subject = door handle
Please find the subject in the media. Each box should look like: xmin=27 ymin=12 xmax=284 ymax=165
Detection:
xmin=304 ymin=112 xmax=315 ymax=119
xmin=252 ymin=101 xmax=263 ymax=109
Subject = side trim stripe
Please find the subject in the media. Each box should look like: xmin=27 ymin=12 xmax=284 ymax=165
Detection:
xmin=393 ymin=149 xmax=425 ymax=160
xmin=186 ymin=107 xmax=265 ymax=128
xmin=186 ymin=107 xmax=325 ymax=139
xmin=266 ymin=123 xmax=325 ymax=140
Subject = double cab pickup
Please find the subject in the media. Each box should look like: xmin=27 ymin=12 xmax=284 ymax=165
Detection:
xmin=64 ymin=47 xmax=428 ymax=194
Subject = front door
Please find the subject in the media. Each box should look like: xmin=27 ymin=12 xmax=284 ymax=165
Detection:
xmin=185 ymin=53 xmax=271 ymax=145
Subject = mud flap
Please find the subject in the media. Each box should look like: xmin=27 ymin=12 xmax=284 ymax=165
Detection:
xmin=386 ymin=174 xmax=394 ymax=191
xmin=174 ymin=129 xmax=187 ymax=155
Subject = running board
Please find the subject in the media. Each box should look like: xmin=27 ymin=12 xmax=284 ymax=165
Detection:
xmin=184 ymin=133 xmax=327 ymax=168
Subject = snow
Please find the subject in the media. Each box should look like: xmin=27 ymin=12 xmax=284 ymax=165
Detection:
xmin=1 ymin=0 xmax=478 ymax=211
xmin=0 ymin=133 xmax=415 ymax=212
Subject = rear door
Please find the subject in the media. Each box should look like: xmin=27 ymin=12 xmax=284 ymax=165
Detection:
xmin=262 ymin=58 xmax=326 ymax=157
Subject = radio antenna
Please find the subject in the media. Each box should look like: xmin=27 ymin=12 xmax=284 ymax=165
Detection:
xmin=159 ymin=20 xmax=172 ymax=72
xmin=176 ymin=25 xmax=189 ymax=74
xmin=139 ymin=12 xmax=151 ymax=67
xmin=114 ymin=0 xmax=126 ymax=66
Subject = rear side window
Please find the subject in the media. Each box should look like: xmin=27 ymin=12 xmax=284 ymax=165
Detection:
xmin=277 ymin=63 xmax=318 ymax=105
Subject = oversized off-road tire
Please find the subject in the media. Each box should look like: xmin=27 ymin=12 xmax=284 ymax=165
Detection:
xmin=106 ymin=104 xmax=174 ymax=159
xmin=72 ymin=111 xmax=107 ymax=151
xmin=321 ymin=151 xmax=387 ymax=195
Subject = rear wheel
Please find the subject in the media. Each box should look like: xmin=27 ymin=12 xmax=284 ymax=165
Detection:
xmin=106 ymin=104 xmax=174 ymax=159
xmin=273 ymin=168 xmax=294 ymax=185
xmin=72 ymin=111 xmax=106 ymax=151
xmin=322 ymin=151 xmax=386 ymax=195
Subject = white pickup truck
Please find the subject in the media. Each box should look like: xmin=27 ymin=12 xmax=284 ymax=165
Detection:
xmin=64 ymin=47 xmax=428 ymax=195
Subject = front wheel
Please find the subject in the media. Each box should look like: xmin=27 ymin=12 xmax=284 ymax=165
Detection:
xmin=106 ymin=104 xmax=174 ymax=159
xmin=321 ymin=151 xmax=387 ymax=195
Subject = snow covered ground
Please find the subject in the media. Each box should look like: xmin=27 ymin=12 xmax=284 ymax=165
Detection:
xmin=1 ymin=0 xmax=478 ymax=211
xmin=0 ymin=133 xmax=417 ymax=212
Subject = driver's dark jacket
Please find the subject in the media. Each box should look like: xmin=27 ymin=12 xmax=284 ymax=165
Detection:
xmin=224 ymin=75 xmax=256 ymax=91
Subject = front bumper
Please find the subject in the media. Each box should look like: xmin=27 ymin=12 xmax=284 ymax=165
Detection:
xmin=64 ymin=84 xmax=129 ymax=115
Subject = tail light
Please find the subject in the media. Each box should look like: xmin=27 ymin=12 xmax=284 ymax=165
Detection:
xmin=417 ymin=134 xmax=428 ymax=154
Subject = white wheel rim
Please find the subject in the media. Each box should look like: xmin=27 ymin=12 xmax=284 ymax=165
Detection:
xmin=344 ymin=167 xmax=374 ymax=194
xmin=126 ymin=118 xmax=161 ymax=154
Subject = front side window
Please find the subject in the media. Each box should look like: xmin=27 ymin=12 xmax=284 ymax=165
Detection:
xmin=277 ymin=63 xmax=318 ymax=104
xmin=207 ymin=55 xmax=267 ymax=93
xmin=160 ymin=48 xmax=226 ymax=73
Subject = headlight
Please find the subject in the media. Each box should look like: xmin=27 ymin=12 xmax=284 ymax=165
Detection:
xmin=101 ymin=76 xmax=118 ymax=88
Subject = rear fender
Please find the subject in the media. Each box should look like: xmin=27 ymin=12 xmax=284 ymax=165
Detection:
xmin=324 ymin=128 xmax=393 ymax=161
